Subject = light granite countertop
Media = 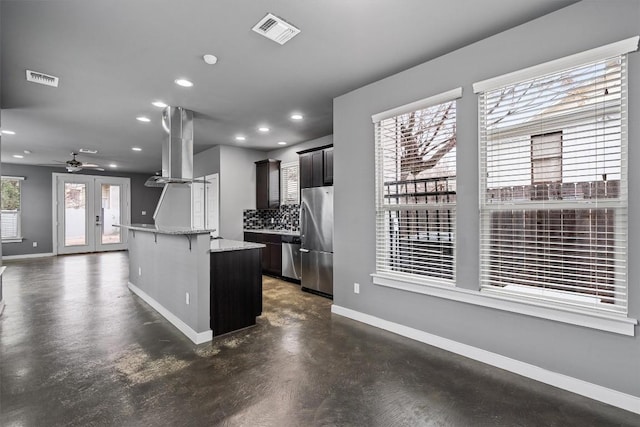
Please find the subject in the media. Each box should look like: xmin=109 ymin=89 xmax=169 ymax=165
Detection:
xmin=210 ymin=239 xmax=265 ymax=253
xmin=117 ymin=224 xmax=216 ymax=235
xmin=243 ymin=229 xmax=301 ymax=236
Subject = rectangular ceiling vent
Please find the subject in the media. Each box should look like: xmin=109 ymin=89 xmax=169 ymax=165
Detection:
xmin=26 ymin=70 xmax=59 ymax=87
xmin=252 ymin=13 xmax=300 ymax=45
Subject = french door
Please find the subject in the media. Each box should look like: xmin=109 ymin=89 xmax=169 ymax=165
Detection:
xmin=53 ymin=174 xmax=130 ymax=254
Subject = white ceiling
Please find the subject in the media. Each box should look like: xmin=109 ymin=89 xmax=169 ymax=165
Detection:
xmin=0 ymin=0 xmax=576 ymax=173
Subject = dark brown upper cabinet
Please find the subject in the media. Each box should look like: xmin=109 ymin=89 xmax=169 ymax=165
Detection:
xmin=298 ymin=144 xmax=333 ymax=189
xmin=323 ymin=147 xmax=333 ymax=186
xmin=255 ymin=159 xmax=281 ymax=209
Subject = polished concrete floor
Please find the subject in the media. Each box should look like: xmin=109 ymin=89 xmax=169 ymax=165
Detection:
xmin=1 ymin=252 xmax=639 ymax=426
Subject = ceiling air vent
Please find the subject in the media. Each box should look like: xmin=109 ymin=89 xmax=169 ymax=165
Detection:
xmin=26 ymin=70 xmax=59 ymax=87
xmin=252 ymin=13 xmax=300 ymax=45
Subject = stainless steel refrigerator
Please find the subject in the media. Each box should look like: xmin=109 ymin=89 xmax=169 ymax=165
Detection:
xmin=300 ymin=186 xmax=333 ymax=296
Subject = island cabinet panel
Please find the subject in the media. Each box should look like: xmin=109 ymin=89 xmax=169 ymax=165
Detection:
xmin=210 ymin=248 xmax=262 ymax=336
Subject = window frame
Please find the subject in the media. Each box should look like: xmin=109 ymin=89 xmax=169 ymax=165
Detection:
xmin=370 ymin=38 xmax=638 ymax=336
xmin=475 ymin=39 xmax=636 ymax=319
xmin=280 ymin=161 xmax=299 ymax=205
xmin=1 ymin=175 xmax=25 ymax=243
xmin=530 ymin=131 xmax=562 ymax=186
xmin=372 ymin=87 xmax=462 ymax=287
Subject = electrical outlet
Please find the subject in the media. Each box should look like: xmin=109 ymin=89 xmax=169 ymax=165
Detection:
xmin=354 ymin=283 xmax=360 ymax=294
xmin=185 ymin=292 xmax=190 ymax=305
xmin=32 ymin=241 xmax=38 ymax=248
xmin=142 ymin=211 xmax=147 ymax=216
xmin=138 ymin=267 xmax=142 ymax=276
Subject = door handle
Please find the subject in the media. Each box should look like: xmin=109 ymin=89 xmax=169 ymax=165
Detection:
xmin=96 ymin=215 xmax=102 ymax=226
xmin=300 ymin=206 xmax=306 ymax=245
xmin=300 ymin=248 xmax=310 ymax=253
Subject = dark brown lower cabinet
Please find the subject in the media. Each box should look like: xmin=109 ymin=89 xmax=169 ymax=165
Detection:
xmin=210 ymin=248 xmax=262 ymax=337
xmin=244 ymin=232 xmax=282 ymax=276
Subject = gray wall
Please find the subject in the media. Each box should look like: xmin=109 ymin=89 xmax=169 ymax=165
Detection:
xmin=334 ymin=0 xmax=640 ymax=398
xmin=194 ymin=145 xmax=265 ymax=241
xmin=266 ymin=135 xmax=333 ymax=163
xmin=193 ymin=145 xmax=220 ymax=178
xmin=1 ymin=163 xmax=162 ymax=256
xmin=219 ymin=145 xmax=265 ymax=240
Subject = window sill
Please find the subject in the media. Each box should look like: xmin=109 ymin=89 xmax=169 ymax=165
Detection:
xmin=371 ymin=273 xmax=637 ymax=336
xmin=2 ymin=238 xmax=24 ymax=243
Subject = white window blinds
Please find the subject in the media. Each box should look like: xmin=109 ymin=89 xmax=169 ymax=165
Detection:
xmin=280 ymin=161 xmax=299 ymax=205
xmin=478 ymin=49 xmax=632 ymax=315
xmin=373 ymin=89 xmax=461 ymax=283
xmin=1 ymin=176 xmax=24 ymax=240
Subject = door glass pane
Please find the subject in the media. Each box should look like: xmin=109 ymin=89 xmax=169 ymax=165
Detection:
xmin=101 ymin=184 xmax=121 ymax=244
xmin=65 ymin=183 xmax=86 ymax=246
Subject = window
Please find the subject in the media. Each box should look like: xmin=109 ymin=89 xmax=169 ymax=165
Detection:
xmin=531 ymin=131 xmax=562 ymax=185
xmin=1 ymin=176 xmax=24 ymax=241
xmin=476 ymin=42 xmax=634 ymax=315
xmin=373 ymin=88 xmax=461 ymax=283
xmin=280 ymin=161 xmax=299 ymax=205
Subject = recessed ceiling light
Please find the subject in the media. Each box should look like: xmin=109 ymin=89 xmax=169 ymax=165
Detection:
xmin=23 ymin=150 xmax=32 ymax=154
xmin=12 ymin=154 xmax=24 ymax=159
xmin=152 ymin=101 xmax=168 ymax=108
xmin=277 ymin=141 xmax=287 ymax=146
xmin=136 ymin=116 xmax=151 ymax=122
xmin=174 ymin=78 xmax=193 ymax=87
xmin=258 ymin=127 xmax=270 ymax=132
xmin=203 ymin=54 xmax=218 ymax=65
xmin=235 ymin=135 xmax=246 ymax=141
xmin=1 ymin=130 xmax=16 ymax=135
xmin=290 ymin=113 xmax=303 ymax=120
xmin=109 ymin=164 xmax=117 ymax=168
xmin=132 ymin=147 xmax=142 ymax=152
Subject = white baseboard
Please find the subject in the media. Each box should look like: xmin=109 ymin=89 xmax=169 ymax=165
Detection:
xmin=2 ymin=252 xmax=55 ymax=261
xmin=331 ymin=304 xmax=640 ymax=415
xmin=128 ymin=282 xmax=212 ymax=344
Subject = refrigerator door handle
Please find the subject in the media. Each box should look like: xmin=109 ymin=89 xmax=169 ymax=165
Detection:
xmin=300 ymin=248 xmax=310 ymax=253
xmin=300 ymin=205 xmax=306 ymax=244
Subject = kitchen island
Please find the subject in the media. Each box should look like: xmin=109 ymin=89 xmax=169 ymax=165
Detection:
xmin=121 ymin=224 xmax=264 ymax=344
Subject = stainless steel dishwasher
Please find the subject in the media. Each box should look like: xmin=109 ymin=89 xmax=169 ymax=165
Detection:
xmin=281 ymin=235 xmax=301 ymax=281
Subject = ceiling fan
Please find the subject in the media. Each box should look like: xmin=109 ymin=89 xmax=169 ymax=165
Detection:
xmin=62 ymin=152 xmax=104 ymax=172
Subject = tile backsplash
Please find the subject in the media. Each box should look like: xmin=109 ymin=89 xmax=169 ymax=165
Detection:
xmin=243 ymin=204 xmax=300 ymax=231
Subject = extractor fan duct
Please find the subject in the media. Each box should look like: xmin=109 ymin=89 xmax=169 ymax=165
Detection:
xmin=252 ymin=13 xmax=300 ymax=45
xmin=144 ymin=107 xmax=195 ymax=187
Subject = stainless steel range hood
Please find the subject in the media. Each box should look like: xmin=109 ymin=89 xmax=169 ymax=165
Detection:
xmin=145 ymin=106 xmax=195 ymax=187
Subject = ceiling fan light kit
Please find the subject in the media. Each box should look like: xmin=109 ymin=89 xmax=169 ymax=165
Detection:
xmin=64 ymin=152 xmax=104 ymax=172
